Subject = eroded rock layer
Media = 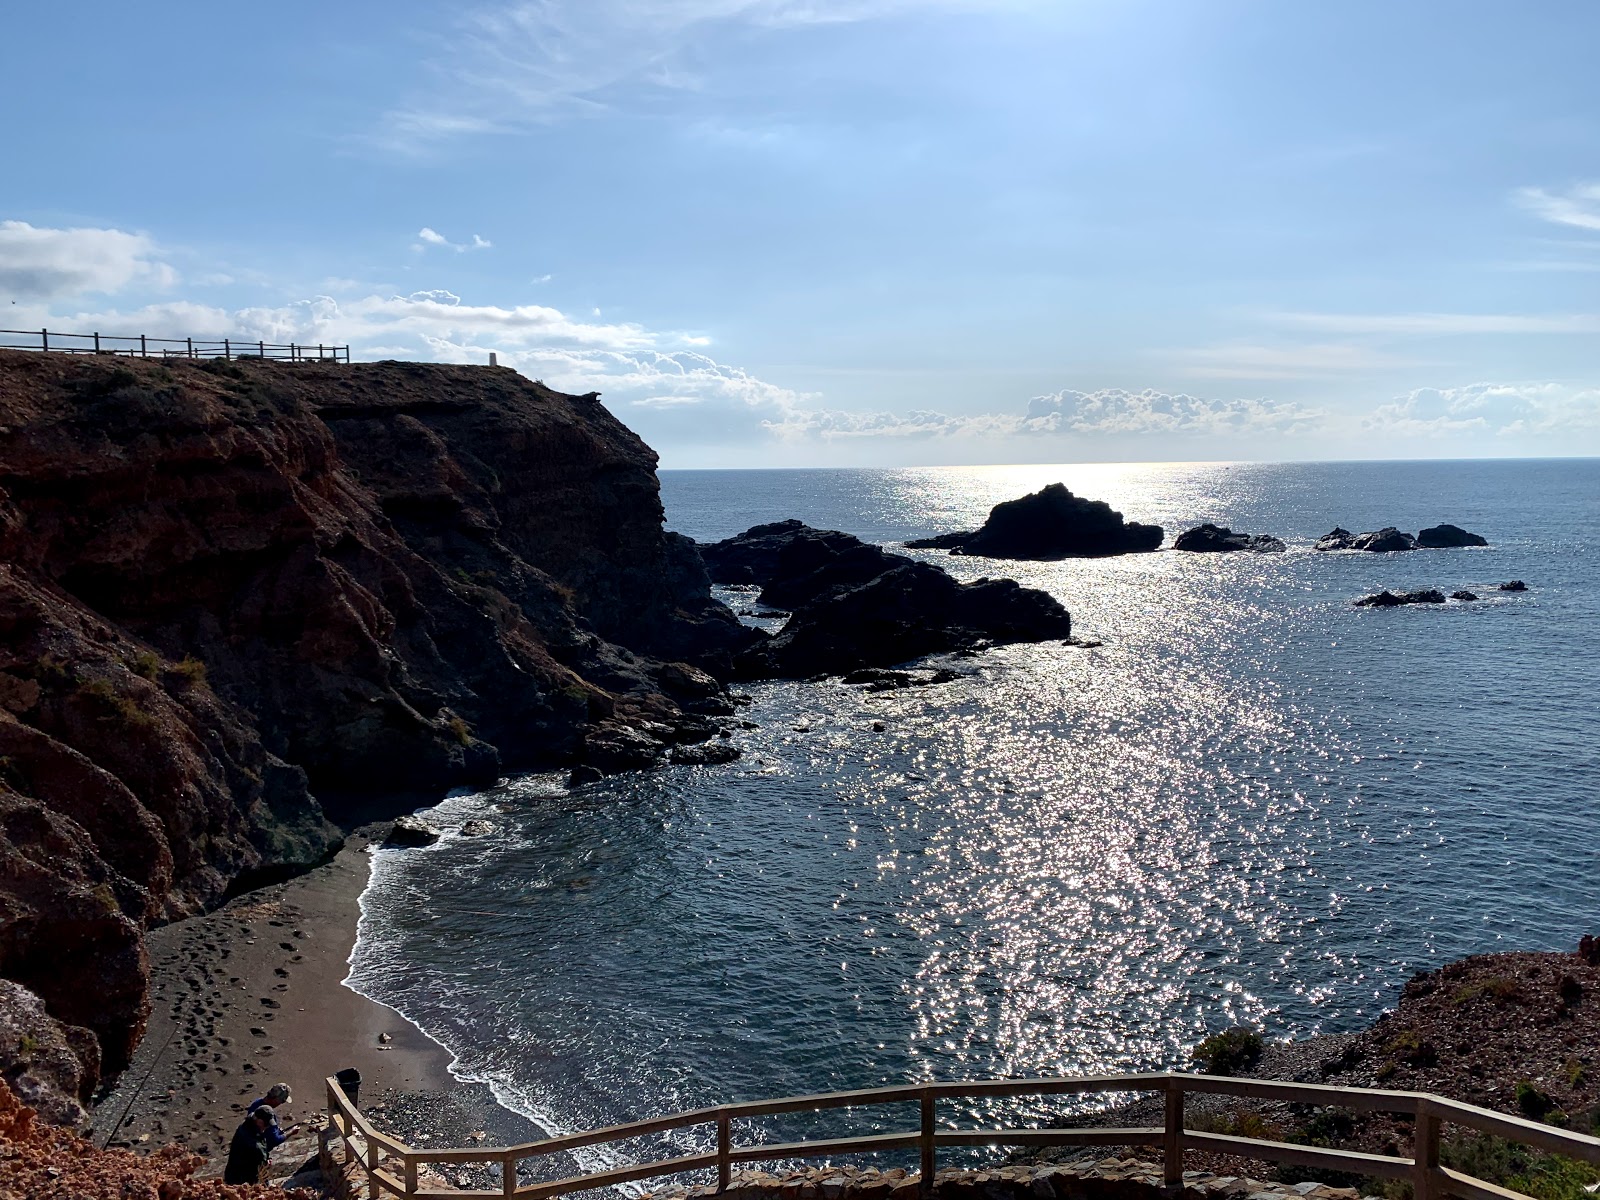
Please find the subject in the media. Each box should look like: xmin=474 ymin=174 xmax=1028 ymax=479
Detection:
xmin=0 ymin=350 xmax=754 ymax=1103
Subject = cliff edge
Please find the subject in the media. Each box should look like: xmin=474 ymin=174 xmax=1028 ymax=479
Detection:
xmin=0 ymin=350 xmax=754 ymax=1110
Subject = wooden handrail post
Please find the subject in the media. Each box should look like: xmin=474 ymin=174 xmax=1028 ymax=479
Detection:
xmin=503 ymin=1148 xmax=518 ymax=1197
xmin=140 ymin=334 xmax=147 ymax=357
xmin=187 ymin=337 xmax=193 ymax=358
xmin=1163 ymin=1074 xmax=1183 ymax=1188
xmin=717 ymin=1109 xmax=732 ymax=1191
xmin=1413 ymin=1099 xmax=1441 ymax=1200
xmin=40 ymin=329 xmax=47 ymax=352
xmin=404 ymin=1153 xmax=419 ymax=1199
xmin=224 ymin=338 xmax=231 ymax=360
xmin=919 ymin=1087 xmax=936 ymax=1198
xmin=94 ymin=332 xmax=100 ymax=352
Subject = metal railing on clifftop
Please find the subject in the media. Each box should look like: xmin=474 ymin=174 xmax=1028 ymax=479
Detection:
xmin=0 ymin=327 xmax=349 ymax=362
xmin=324 ymin=1070 xmax=1600 ymax=1200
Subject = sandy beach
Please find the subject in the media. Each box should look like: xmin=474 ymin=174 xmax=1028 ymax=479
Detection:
xmin=88 ymin=825 xmax=459 ymax=1171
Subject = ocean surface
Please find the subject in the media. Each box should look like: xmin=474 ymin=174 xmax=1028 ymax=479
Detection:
xmin=347 ymin=459 xmax=1600 ymax=1162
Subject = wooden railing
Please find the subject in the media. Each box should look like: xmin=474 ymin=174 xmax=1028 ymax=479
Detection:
xmin=0 ymin=327 xmax=349 ymax=362
xmin=324 ymin=1072 xmax=1600 ymax=1200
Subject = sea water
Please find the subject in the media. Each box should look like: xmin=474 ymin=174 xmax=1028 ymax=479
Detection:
xmin=346 ymin=459 xmax=1599 ymax=1155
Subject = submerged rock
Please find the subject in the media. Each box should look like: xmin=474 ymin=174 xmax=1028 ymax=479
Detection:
xmin=385 ymin=815 xmax=443 ymax=847
xmin=841 ymin=667 xmax=966 ymax=692
xmin=1450 ymin=591 xmax=1479 ymax=601
xmin=1354 ymin=589 xmax=1447 ymax=607
xmin=905 ymin=483 xmax=1162 ymax=559
xmin=1417 ymin=523 xmax=1489 ymax=548
xmin=1173 ymin=523 xmax=1287 ymax=553
xmin=1497 ymin=580 xmax=1529 ymax=592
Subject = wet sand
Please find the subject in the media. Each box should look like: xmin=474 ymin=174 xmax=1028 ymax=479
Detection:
xmin=89 ymin=826 xmax=457 ymax=1170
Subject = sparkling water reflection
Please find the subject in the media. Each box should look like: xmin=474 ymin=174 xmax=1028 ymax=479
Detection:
xmin=348 ymin=460 xmax=1599 ymax=1155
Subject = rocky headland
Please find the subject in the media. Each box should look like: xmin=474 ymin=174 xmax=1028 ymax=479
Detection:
xmin=0 ymin=350 xmax=761 ymax=1117
xmin=697 ymin=520 xmax=1074 ymax=678
xmin=905 ymin=484 xmax=1163 ymax=559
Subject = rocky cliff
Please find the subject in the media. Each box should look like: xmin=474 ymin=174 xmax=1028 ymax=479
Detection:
xmin=0 ymin=350 xmax=754 ymax=1109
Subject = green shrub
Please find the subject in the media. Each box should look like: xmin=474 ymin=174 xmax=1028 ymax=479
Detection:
xmin=171 ymin=656 xmax=208 ymax=685
xmin=130 ymin=651 xmax=161 ymax=680
xmin=1517 ymin=1081 xmax=1556 ymax=1120
xmin=1193 ymin=1027 xmax=1264 ymax=1075
xmin=1453 ymin=976 xmax=1522 ymax=1007
xmin=446 ymin=715 xmax=472 ymax=746
xmin=77 ymin=678 xmax=153 ymax=728
xmin=1442 ymin=1133 xmax=1600 ymax=1200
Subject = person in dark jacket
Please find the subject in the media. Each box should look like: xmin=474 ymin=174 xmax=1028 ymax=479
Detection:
xmin=223 ymin=1106 xmax=277 ymax=1184
xmin=245 ymin=1082 xmax=299 ymax=1148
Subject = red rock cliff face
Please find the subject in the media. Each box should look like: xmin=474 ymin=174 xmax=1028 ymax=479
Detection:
xmin=0 ymin=350 xmax=753 ymax=1105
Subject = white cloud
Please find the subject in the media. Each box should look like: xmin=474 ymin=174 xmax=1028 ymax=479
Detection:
xmin=1024 ymin=389 xmax=1326 ymax=436
xmin=1514 ymin=183 xmax=1600 ymax=233
xmin=0 ymin=220 xmax=175 ymax=302
xmin=1365 ymin=382 xmax=1600 ymax=438
xmin=413 ymin=227 xmax=492 ymax=253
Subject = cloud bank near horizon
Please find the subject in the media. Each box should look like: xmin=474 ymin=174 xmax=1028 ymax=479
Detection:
xmin=4 ymin=218 xmax=1598 ymax=465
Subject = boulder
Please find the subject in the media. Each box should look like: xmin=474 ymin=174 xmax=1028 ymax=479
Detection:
xmin=904 ymin=483 xmax=1162 ymax=559
xmin=1314 ymin=527 xmax=1357 ymax=551
xmin=1497 ymin=580 xmax=1529 ymax=592
xmin=384 ymin=815 xmax=442 ymax=847
xmin=1172 ymin=524 xmax=1287 ymax=553
xmin=0 ymin=979 xmax=99 ymax=1127
xmin=1350 ymin=527 xmax=1417 ymax=552
xmin=458 ymin=820 xmax=495 ymax=836
xmin=1417 ymin=523 xmax=1489 ymax=548
xmin=1354 ymin=589 xmax=1447 ymax=608
xmin=581 ymin=724 xmax=667 ymax=774
xmin=668 ymin=742 xmax=743 ymax=766
xmin=841 ymin=667 xmax=966 ymax=692
xmin=1450 ymin=591 xmax=1479 ymax=602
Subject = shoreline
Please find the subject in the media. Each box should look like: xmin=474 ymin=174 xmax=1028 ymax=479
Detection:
xmin=89 ymin=825 xmax=461 ymax=1169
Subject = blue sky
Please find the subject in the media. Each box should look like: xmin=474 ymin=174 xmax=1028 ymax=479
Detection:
xmin=3 ymin=0 xmax=1599 ymax=467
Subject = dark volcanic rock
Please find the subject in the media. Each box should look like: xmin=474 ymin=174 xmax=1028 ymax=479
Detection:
xmin=904 ymin=484 xmax=1162 ymax=559
xmin=1316 ymin=526 xmax=1418 ymax=552
xmin=741 ymin=562 xmax=1073 ymax=679
xmin=1354 ymin=589 xmax=1447 ymax=607
xmin=668 ymin=741 xmax=742 ymax=766
xmin=1450 ymin=591 xmax=1479 ymax=601
xmin=705 ymin=522 xmax=1073 ymax=678
xmin=1351 ymin=527 xmax=1417 ymax=552
xmin=1172 ymin=524 xmax=1287 ymax=553
xmin=384 ymin=815 xmax=442 ymax=847
xmin=1497 ymin=580 xmax=1529 ymax=592
xmin=841 ymin=667 xmax=966 ymax=692
xmin=1417 ymin=523 xmax=1489 ymax=548
xmin=1314 ymin=527 xmax=1357 ymax=551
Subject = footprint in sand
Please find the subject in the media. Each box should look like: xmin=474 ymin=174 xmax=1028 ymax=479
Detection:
xmin=260 ymin=998 xmax=281 ymax=1009
xmin=279 ymin=942 xmax=296 ymax=951
xmin=274 ymin=968 xmax=290 ymax=978
xmin=249 ymin=1027 xmax=268 ymax=1038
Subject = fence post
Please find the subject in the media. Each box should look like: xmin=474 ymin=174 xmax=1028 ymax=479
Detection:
xmin=141 ymin=335 xmax=147 ymax=357
xmin=224 ymin=338 xmax=231 ymax=360
xmin=404 ymin=1152 xmax=419 ymax=1199
xmin=503 ymin=1149 xmax=518 ymax=1197
xmin=94 ymin=332 xmax=100 ymax=352
xmin=187 ymin=337 xmax=193 ymax=358
xmin=717 ymin=1108 xmax=731 ymax=1191
xmin=919 ymin=1087 xmax=936 ymax=1198
xmin=368 ymin=1139 xmax=382 ymax=1199
xmin=1413 ymin=1099 xmax=1440 ymax=1200
xmin=1163 ymin=1075 xmax=1183 ymax=1188
xmin=40 ymin=328 xmax=47 ymax=352
xmin=259 ymin=340 xmax=265 ymax=358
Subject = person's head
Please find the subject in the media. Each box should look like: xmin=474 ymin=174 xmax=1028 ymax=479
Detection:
xmin=252 ymin=1107 xmax=275 ymax=1130
xmin=265 ymin=1083 xmax=291 ymax=1107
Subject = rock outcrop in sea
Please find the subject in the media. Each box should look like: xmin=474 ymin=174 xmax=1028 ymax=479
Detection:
xmin=1316 ymin=523 xmax=1488 ymax=552
xmin=0 ymin=350 xmax=760 ymax=1110
xmin=698 ymin=521 xmax=1073 ymax=677
xmin=1354 ymin=589 xmax=1448 ymax=607
xmin=1171 ymin=524 xmax=1286 ymax=553
xmin=904 ymin=484 xmax=1162 ymax=559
